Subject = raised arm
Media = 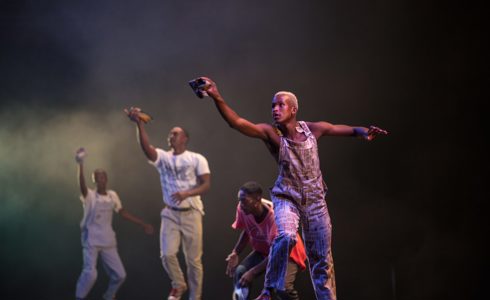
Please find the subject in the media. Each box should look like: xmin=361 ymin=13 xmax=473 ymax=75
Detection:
xmin=196 ymin=77 xmax=273 ymax=141
xmin=75 ymin=148 xmax=88 ymax=198
xmin=308 ymin=121 xmax=388 ymax=140
xmin=125 ymin=107 xmax=158 ymax=162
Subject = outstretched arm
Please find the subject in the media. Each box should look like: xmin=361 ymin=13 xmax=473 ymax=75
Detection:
xmin=125 ymin=107 xmax=158 ymax=162
xmin=76 ymin=148 xmax=88 ymax=198
xmin=197 ymin=77 xmax=273 ymax=141
xmin=308 ymin=121 xmax=388 ymax=141
xmin=119 ymin=209 xmax=154 ymax=235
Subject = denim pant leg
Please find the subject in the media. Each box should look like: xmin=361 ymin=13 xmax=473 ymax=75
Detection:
xmin=302 ymin=206 xmax=336 ymax=300
xmin=234 ymin=250 xmax=267 ymax=291
xmin=264 ymin=199 xmax=299 ymax=291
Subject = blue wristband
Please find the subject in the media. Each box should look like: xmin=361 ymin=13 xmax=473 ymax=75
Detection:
xmin=353 ymin=127 xmax=368 ymax=138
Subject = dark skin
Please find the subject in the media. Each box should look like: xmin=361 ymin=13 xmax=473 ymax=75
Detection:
xmin=199 ymin=77 xmax=386 ymax=297
xmin=198 ymin=77 xmax=388 ymax=162
xmin=225 ymin=190 xmax=269 ymax=287
xmin=124 ymin=108 xmax=211 ymax=204
xmin=76 ymin=149 xmax=154 ymax=235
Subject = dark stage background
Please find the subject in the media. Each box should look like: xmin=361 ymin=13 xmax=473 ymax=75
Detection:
xmin=0 ymin=1 xmax=486 ymax=299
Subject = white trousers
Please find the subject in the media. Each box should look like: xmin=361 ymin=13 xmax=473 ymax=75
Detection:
xmin=160 ymin=208 xmax=203 ymax=300
xmin=75 ymin=245 xmax=126 ymax=300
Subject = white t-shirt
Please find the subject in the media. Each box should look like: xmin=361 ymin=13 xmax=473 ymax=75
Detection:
xmin=150 ymin=149 xmax=210 ymax=214
xmin=79 ymin=189 xmax=122 ymax=228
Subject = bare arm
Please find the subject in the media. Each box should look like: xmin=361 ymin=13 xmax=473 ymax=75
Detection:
xmin=198 ymin=77 xmax=273 ymax=141
xmin=125 ymin=107 xmax=158 ymax=162
xmin=232 ymin=230 xmax=250 ymax=256
xmin=77 ymin=162 xmax=88 ymax=198
xmin=225 ymin=230 xmax=250 ymax=277
xmin=118 ymin=208 xmax=154 ymax=235
xmin=172 ymin=173 xmax=211 ymax=204
xmin=135 ymin=122 xmax=158 ymax=161
xmin=75 ymin=148 xmax=88 ymax=198
xmin=308 ymin=121 xmax=388 ymax=140
xmin=232 ymin=230 xmax=267 ymax=285
xmin=239 ymin=256 xmax=268 ymax=286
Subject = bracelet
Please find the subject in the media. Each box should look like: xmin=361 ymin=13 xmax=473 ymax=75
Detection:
xmin=353 ymin=127 xmax=368 ymax=138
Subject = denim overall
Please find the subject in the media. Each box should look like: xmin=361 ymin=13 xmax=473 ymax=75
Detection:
xmin=266 ymin=121 xmax=336 ymax=300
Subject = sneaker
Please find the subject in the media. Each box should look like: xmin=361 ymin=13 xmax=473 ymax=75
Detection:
xmin=167 ymin=286 xmax=187 ymax=300
xmin=233 ymin=286 xmax=249 ymax=300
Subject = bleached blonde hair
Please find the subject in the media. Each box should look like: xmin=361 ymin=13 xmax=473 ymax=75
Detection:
xmin=274 ymin=91 xmax=298 ymax=110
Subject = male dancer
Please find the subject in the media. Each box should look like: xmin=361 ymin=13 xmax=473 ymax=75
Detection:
xmin=226 ymin=181 xmax=306 ymax=300
xmin=75 ymin=148 xmax=154 ymax=300
xmin=192 ymin=77 xmax=388 ymax=300
xmin=125 ymin=108 xmax=211 ymax=300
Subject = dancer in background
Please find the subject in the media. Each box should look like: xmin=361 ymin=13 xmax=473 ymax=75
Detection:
xmin=75 ymin=147 xmax=154 ymax=300
xmin=125 ymin=107 xmax=211 ymax=300
xmin=226 ymin=181 xmax=306 ymax=300
xmin=192 ymin=77 xmax=388 ymax=300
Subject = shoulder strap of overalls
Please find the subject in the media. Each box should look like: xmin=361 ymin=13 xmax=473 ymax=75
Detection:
xmin=298 ymin=121 xmax=313 ymax=137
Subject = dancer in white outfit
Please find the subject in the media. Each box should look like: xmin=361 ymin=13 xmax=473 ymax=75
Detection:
xmin=75 ymin=148 xmax=154 ymax=300
xmin=125 ymin=108 xmax=211 ymax=300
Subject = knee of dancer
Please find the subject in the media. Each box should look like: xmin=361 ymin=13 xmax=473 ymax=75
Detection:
xmin=185 ymin=257 xmax=203 ymax=270
xmin=114 ymin=269 xmax=127 ymax=283
xmin=234 ymin=265 xmax=247 ymax=281
xmin=160 ymin=253 xmax=179 ymax=267
xmin=81 ymin=267 xmax=98 ymax=281
xmin=276 ymin=232 xmax=297 ymax=246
